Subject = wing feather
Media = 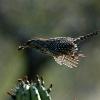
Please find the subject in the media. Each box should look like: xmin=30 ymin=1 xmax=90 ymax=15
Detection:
xmin=53 ymin=55 xmax=79 ymax=68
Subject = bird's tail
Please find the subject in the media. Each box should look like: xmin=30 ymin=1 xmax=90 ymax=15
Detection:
xmin=74 ymin=30 xmax=99 ymax=44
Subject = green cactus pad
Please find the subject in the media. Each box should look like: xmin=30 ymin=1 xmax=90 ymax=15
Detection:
xmin=8 ymin=76 xmax=52 ymax=100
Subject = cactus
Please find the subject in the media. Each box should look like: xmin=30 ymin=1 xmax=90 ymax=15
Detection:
xmin=8 ymin=75 xmax=52 ymax=100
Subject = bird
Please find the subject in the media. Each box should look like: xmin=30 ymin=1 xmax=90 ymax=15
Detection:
xmin=18 ymin=31 xmax=99 ymax=68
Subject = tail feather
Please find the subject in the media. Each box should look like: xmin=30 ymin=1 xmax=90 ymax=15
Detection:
xmin=74 ymin=30 xmax=99 ymax=43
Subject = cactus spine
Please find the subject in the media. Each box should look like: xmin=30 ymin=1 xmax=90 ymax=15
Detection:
xmin=8 ymin=75 xmax=52 ymax=100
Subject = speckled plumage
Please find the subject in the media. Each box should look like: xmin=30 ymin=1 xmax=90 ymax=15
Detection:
xmin=18 ymin=31 xmax=98 ymax=68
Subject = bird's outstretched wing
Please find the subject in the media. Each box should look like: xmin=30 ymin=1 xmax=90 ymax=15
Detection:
xmin=53 ymin=53 xmax=85 ymax=68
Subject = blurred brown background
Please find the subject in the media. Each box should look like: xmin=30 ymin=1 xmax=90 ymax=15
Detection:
xmin=0 ymin=0 xmax=100 ymax=100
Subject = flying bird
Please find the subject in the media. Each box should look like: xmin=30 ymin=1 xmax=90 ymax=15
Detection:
xmin=18 ymin=31 xmax=99 ymax=68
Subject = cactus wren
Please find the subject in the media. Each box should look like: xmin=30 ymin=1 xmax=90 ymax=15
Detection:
xmin=18 ymin=31 xmax=99 ymax=68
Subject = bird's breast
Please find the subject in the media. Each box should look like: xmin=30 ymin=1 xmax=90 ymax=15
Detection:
xmin=47 ymin=40 xmax=75 ymax=55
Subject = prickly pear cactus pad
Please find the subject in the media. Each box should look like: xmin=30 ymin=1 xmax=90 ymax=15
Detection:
xmin=8 ymin=75 xmax=52 ymax=100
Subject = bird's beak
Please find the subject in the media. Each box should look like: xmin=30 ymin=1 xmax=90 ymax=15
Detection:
xmin=18 ymin=45 xmax=29 ymax=50
xmin=18 ymin=45 xmax=25 ymax=50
